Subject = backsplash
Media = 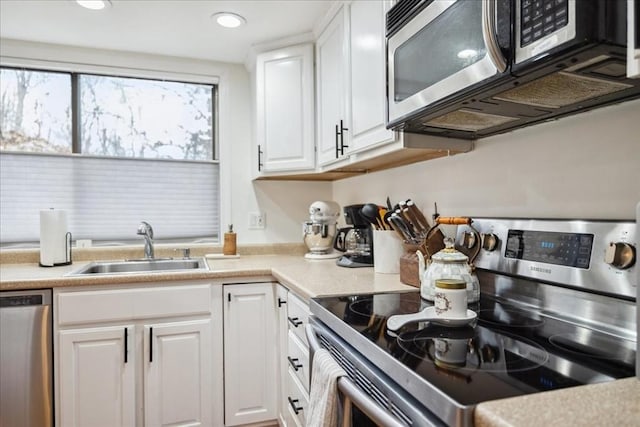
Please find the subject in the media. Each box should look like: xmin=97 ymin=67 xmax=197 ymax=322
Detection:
xmin=332 ymin=98 xmax=640 ymax=222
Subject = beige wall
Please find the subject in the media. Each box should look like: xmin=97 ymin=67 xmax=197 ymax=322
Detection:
xmin=332 ymin=99 xmax=640 ymax=223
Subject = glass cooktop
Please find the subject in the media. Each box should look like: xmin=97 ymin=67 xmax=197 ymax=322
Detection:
xmin=311 ymin=291 xmax=636 ymax=406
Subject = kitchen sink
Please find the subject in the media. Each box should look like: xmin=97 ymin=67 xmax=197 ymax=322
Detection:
xmin=67 ymin=258 xmax=208 ymax=276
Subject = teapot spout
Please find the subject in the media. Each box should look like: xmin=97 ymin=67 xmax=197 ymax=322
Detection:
xmin=416 ymin=250 xmax=425 ymax=285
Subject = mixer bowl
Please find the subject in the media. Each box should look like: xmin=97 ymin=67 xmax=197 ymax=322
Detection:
xmin=303 ymin=221 xmax=337 ymax=254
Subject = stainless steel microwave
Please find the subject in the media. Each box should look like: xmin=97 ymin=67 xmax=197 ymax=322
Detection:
xmin=387 ymin=0 xmax=640 ymax=139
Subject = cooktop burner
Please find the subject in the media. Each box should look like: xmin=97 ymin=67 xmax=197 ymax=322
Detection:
xmin=313 ymin=291 xmax=636 ymax=406
xmin=396 ymin=325 xmax=549 ymax=374
xmin=477 ymin=308 xmax=545 ymax=328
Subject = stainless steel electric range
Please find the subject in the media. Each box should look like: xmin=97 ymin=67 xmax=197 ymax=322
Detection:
xmin=307 ymin=218 xmax=637 ymax=427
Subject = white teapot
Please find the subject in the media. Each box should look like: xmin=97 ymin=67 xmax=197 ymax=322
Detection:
xmin=418 ymin=217 xmax=480 ymax=303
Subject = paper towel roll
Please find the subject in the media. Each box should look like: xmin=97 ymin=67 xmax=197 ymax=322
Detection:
xmin=40 ymin=209 xmax=71 ymax=267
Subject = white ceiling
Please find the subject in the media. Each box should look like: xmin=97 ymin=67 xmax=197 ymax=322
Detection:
xmin=0 ymin=0 xmax=333 ymax=64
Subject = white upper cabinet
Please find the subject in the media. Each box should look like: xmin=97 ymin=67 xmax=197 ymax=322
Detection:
xmin=316 ymin=5 xmax=350 ymax=166
xmin=256 ymin=44 xmax=316 ymax=173
xmin=348 ymin=0 xmax=395 ymax=152
xmin=316 ymin=1 xmax=398 ymax=166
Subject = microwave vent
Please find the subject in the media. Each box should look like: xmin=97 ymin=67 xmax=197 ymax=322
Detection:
xmin=424 ymin=109 xmax=520 ymax=132
xmin=493 ymin=72 xmax=632 ymax=109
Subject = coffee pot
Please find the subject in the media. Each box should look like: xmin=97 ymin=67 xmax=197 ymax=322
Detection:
xmin=334 ymin=204 xmax=374 ymax=268
xmin=418 ymin=217 xmax=481 ymax=303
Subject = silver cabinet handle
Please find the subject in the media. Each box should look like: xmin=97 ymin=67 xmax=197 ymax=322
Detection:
xmin=482 ymin=0 xmax=507 ymax=72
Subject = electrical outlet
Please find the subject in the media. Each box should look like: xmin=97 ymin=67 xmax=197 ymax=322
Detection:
xmin=248 ymin=212 xmax=266 ymax=229
xmin=76 ymin=239 xmax=92 ymax=248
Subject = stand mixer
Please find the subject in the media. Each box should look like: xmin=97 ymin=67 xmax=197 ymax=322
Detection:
xmin=303 ymin=201 xmax=341 ymax=259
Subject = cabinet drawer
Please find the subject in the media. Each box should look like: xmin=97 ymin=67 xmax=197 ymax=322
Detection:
xmin=57 ymin=284 xmax=212 ymax=325
xmin=287 ymin=293 xmax=309 ymax=345
xmin=287 ymin=331 xmax=310 ymax=392
xmin=286 ymin=368 xmax=308 ymax=427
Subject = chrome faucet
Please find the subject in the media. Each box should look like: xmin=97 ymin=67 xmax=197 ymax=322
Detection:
xmin=137 ymin=221 xmax=154 ymax=259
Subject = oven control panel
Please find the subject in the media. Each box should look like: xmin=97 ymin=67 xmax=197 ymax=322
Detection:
xmin=455 ymin=218 xmax=637 ymax=299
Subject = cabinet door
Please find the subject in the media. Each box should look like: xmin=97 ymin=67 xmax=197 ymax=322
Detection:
xmin=58 ymin=325 xmax=135 ymax=427
xmin=276 ymin=285 xmax=290 ymax=427
xmin=144 ymin=319 xmax=213 ymax=427
xmin=256 ymin=44 xmax=315 ymax=172
xmin=349 ymin=0 xmax=395 ymax=152
xmin=316 ymin=6 xmax=350 ymax=166
xmin=224 ymin=283 xmax=277 ymax=426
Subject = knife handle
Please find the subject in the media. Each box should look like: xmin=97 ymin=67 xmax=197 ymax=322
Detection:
xmin=406 ymin=201 xmax=430 ymax=230
xmin=436 ymin=217 xmax=472 ymax=225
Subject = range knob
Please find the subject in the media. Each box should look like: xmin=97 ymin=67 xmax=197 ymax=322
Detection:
xmin=604 ymin=242 xmax=636 ymax=269
xmin=482 ymin=233 xmax=499 ymax=252
xmin=462 ymin=231 xmax=477 ymax=249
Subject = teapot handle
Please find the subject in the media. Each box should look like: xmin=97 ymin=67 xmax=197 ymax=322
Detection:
xmin=435 ymin=217 xmax=472 ymax=225
xmin=467 ymin=224 xmax=482 ymax=266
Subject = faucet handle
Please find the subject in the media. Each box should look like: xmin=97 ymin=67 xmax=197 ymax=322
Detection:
xmin=182 ymin=248 xmax=191 ymax=259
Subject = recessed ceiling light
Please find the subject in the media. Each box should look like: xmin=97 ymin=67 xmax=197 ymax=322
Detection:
xmin=211 ymin=12 xmax=247 ymax=28
xmin=75 ymin=0 xmax=112 ymax=10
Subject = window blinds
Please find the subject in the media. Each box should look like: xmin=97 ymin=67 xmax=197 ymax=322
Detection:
xmin=0 ymin=153 xmax=219 ymax=244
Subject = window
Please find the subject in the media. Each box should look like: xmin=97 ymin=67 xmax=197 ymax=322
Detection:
xmin=0 ymin=69 xmax=71 ymax=153
xmin=0 ymin=67 xmax=219 ymax=246
xmin=78 ymin=74 xmax=213 ymax=160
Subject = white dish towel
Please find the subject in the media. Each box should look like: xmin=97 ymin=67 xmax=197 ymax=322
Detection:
xmin=307 ymin=348 xmax=348 ymax=427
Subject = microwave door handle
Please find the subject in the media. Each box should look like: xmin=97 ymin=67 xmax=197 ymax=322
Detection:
xmin=482 ymin=0 xmax=507 ymax=73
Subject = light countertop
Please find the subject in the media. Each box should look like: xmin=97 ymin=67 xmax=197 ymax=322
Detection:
xmin=0 ymin=254 xmax=415 ymax=301
xmin=1 ymin=253 xmax=637 ymax=426
xmin=474 ymin=377 xmax=640 ymax=427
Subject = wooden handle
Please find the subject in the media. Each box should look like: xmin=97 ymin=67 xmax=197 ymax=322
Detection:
xmin=435 ymin=217 xmax=472 ymax=225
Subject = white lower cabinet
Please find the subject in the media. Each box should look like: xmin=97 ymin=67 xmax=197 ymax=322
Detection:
xmin=223 ymin=282 xmax=278 ymax=426
xmin=59 ymin=325 xmax=136 ymax=427
xmin=54 ymin=282 xmax=223 ymax=427
xmin=276 ymin=285 xmax=311 ymax=427
xmin=144 ymin=319 xmax=213 ymax=427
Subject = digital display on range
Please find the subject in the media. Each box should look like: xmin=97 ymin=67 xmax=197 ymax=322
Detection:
xmin=505 ymin=230 xmax=593 ymax=269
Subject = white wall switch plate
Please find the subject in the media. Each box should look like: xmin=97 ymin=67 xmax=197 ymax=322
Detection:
xmin=248 ymin=212 xmax=266 ymax=229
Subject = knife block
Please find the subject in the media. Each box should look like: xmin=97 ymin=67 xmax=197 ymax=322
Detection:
xmin=400 ymin=252 xmax=421 ymax=287
xmin=399 ymin=229 xmax=446 ymax=288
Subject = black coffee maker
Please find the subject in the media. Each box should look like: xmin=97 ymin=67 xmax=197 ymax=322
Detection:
xmin=333 ymin=204 xmax=374 ymax=268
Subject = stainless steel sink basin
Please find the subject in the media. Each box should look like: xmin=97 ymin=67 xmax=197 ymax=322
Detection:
xmin=68 ymin=258 xmax=208 ymax=276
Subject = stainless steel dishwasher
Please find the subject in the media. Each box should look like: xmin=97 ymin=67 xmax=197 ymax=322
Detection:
xmin=0 ymin=289 xmax=53 ymax=427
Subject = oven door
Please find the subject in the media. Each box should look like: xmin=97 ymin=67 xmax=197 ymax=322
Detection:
xmin=387 ymin=0 xmax=509 ymax=128
xmin=305 ymin=319 xmax=443 ymax=427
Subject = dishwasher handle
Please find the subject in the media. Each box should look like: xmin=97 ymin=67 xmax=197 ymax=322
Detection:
xmin=0 ymin=290 xmax=52 ymax=307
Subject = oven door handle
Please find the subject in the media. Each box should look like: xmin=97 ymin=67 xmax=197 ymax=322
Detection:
xmin=337 ymin=378 xmax=406 ymax=427
xmin=305 ymin=323 xmax=406 ymax=427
